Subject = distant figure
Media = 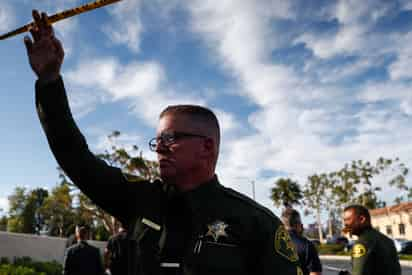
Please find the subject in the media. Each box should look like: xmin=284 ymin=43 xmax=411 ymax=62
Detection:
xmin=340 ymin=204 xmax=401 ymax=275
xmin=63 ymin=225 xmax=104 ymax=275
xmin=282 ymin=208 xmax=322 ymax=275
xmin=65 ymin=225 xmax=79 ymax=249
xmin=104 ymin=225 xmax=128 ymax=275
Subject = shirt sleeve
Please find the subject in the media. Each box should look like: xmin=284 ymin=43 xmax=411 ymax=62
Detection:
xmin=62 ymin=248 xmax=73 ymax=275
xmin=96 ymin=248 xmax=105 ymax=275
xmin=35 ymin=77 xmax=158 ymax=223
xmin=106 ymin=237 xmax=114 ymax=250
xmin=307 ymin=240 xmax=322 ymax=272
xmin=255 ymin=218 xmax=303 ymax=275
xmin=351 ymin=241 xmax=371 ymax=275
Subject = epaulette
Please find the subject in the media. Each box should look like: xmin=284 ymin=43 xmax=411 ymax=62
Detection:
xmin=219 ymin=185 xmax=280 ymax=221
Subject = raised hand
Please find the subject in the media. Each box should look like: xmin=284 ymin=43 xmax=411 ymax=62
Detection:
xmin=24 ymin=10 xmax=64 ymax=83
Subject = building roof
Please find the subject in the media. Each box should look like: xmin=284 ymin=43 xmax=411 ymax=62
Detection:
xmin=370 ymin=201 xmax=412 ymax=216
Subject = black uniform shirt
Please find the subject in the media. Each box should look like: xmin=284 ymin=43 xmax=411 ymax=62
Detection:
xmin=289 ymin=230 xmax=322 ymax=275
xmin=351 ymin=227 xmax=401 ymax=275
xmin=63 ymin=241 xmax=104 ymax=275
xmin=107 ymin=230 xmax=129 ymax=275
xmin=35 ymin=77 xmax=303 ymax=275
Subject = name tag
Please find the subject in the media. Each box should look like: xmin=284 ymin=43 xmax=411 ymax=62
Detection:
xmin=160 ymin=262 xmax=180 ymax=268
xmin=142 ymin=218 xmax=161 ymax=231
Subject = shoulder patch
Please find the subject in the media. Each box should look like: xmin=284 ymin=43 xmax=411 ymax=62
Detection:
xmin=274 ymin=226 xmax=299 ymax=262
xmin=352 ymin=243 xmax=367 ymax=258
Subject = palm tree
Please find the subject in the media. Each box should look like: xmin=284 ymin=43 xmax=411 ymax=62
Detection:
xmin=270 ymin=178 xmax=303 ymax=209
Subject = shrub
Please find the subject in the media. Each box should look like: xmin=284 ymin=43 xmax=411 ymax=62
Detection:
xmin=0 ymin=257 xmax=61 ymax=275
xmin=318 ymin=243 xmax=345 ymax=254
xmin=399 ymin=254 xmax=412 ymax=261
xmin=0 ymin=258 xmax=9 ymax=265
xmin=0 ymin=264 xmax=44 ymax=275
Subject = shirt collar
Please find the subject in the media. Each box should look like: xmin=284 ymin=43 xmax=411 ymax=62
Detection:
xmin=181 ymin=175 xmax=220 ymax=214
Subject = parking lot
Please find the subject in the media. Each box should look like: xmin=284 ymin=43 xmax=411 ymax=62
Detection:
xmin=322 ymin=258 xmax=412 ymax=275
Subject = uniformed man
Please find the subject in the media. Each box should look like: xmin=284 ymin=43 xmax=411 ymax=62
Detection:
xmin=340 ymin=204 xmax=401 ymax=275
xmin=65 ymin=225 xmax=79 ymax=249
xmin=24 ymin=10 xmax=303 ymax=275
xmin=281 ymin=208 xmax=322 ymax=275
xmin=105 ymin=225 xmax=129 ymax=275
xmin=63 ymin=225 xmax=105 ymax=275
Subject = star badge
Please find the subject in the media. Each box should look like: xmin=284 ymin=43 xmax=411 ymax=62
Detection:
xmin=205 ymin=220 xmax=229 ymax=242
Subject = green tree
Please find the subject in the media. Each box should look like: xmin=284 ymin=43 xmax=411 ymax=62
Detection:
xmin=22 ymin=188 xmax=49 ymax=234
xmin=7 ymin=187 xmax=27 ymax=233
xmin=0 ymin=216 xmax=8 ymax=231
xmin=97 ymin=131 xmax=159 ymax=180
xmin=31 ymin=188 xmax=49 ymax=234
xmin=303 ymin=173 xmax=331 ymax=243
xmin=331 ymin=158 xmax=409 ymax=208
xmin=39 ymin=183 xmax=75 ymax=237
xmin=270 ymin=178 xmax=303 ymax=209
xmin=7 ymin=187 xmax=50 ymax=234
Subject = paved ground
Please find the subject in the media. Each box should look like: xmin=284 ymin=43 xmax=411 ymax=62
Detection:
xmin=322 ymin=259 xmax=412 ymax=275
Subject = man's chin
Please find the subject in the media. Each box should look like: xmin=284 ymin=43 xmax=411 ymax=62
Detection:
xmin=160 ymin=171 xmax=177 ymax=183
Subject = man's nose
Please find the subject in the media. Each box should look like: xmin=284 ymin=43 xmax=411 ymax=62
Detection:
xmin=155 ymin=140 xmax=168 ymax=153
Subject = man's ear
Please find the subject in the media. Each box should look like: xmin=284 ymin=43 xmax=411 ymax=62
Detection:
xmin=359 ymin=215 xmax=366 ymax=224
xmin=201 ymin=137 xmax=215 ymax=156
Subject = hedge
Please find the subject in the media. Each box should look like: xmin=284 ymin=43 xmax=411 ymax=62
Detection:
xmin=0 ymin=257 xmax=61 ymax=275
xmin=318 ymin=244 xmax=346 ymax=254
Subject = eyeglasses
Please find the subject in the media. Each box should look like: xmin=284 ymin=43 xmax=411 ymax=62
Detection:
xmin=148 ymin=132 xmax=208 ymax=151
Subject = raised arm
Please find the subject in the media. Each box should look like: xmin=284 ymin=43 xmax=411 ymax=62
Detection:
xmin=24 ymin=10 xmax=157 ymax=223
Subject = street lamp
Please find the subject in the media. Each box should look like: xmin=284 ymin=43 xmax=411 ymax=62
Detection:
xmin=235 ymin=177 xmax=256 ymax=200
xmin=251 ymin=180 xmax=256 ymax=201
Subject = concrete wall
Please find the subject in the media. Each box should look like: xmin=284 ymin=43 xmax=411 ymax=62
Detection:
xmin=0 ymin=231 xmax=106 ymax=264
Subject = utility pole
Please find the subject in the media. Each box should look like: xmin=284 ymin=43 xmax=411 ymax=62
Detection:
xmin=234 ymin=177 xmax=256 ymax=200
xmin=251 ymin=180 xmax=255 ymax=200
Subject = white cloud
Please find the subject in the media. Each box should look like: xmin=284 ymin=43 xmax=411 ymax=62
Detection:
xmin=389 ymin=32 xmax=412 ymax=80
xmin=306 ymin=58 xmax=378 ymax=84
xmin=54 ymin=17 xmax=78 ymax=57
xmin=185 ymin=0 xmax=412 ymax=213
xmin=401 ymin=0 xmax=412 ymax=11
xmin=103 ymin=0 xmax=143 ymax=53
xmin=214 ymin=109 xmax=241 ymax=134
xmin=401 ymin=100 xmax=412 ymax=116
xmin=0 ymin=197 xmax=8 ymax=214
xmin=0 ymin=3 xmax=15 ymax=32
xmin=296 ymin=0 xmax=394 ymax=59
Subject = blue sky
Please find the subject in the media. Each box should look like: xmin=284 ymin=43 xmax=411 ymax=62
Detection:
xmin=1 ymin=0 xmax=412 ymax=224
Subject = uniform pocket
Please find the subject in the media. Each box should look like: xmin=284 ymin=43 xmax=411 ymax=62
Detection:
xmin=194 ymin=241 xmax=246 ymax=272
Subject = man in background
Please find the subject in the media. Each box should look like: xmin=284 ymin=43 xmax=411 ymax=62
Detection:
xmin=65 ymin=225 xmax=79 ymax=249
xmin=63 ymin=225 xmax=105 ymax=275
xmin=282 ymin=208 xmax=322 ymax=275
xmin=104 ymin=224 xmax=128 ymax=275
xmin=340 ymin=205 xmax=400 ymax=275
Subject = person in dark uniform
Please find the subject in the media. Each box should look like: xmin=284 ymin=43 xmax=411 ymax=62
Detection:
xmin=63 ymin=225 xmax=105 ymax=275
xmin=281 ymin=208 xmax=322 ymax=275
xmin=339 ymin=204 xmax=401 ymax=275
xmin=24 ymin=10 xmax=303 ymax=275
xmin=65 ymin=225 xmax=79 ymax=249
xmin=104 ymin=225 xmax=128 ymax=275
